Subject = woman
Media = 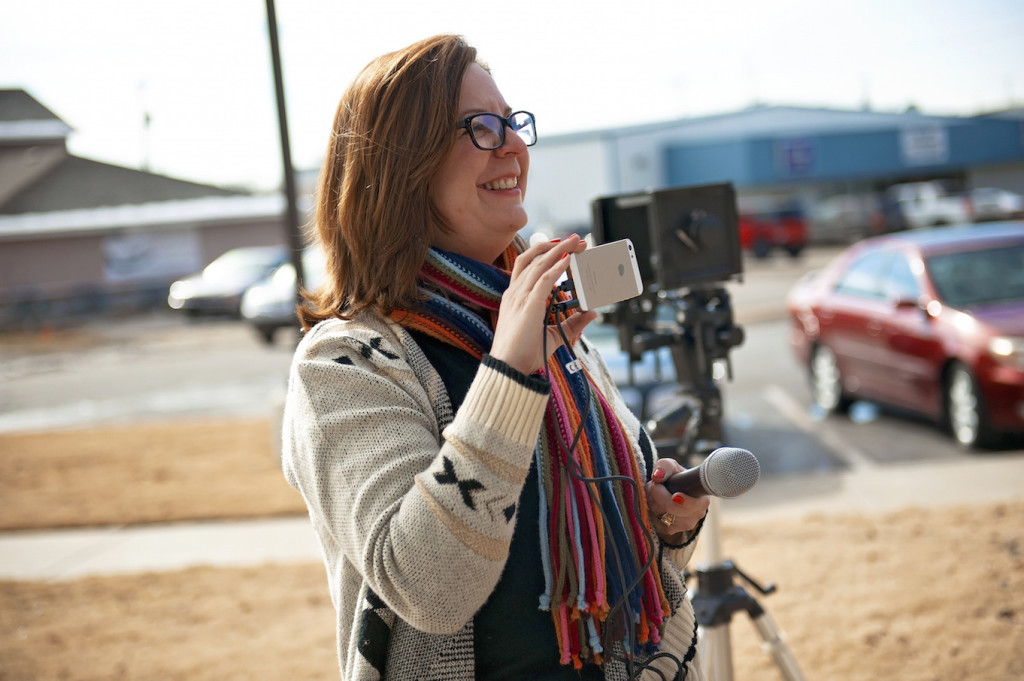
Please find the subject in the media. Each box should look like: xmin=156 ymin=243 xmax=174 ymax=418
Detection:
xmin=282 ymin=34 xmax=710 ymax=680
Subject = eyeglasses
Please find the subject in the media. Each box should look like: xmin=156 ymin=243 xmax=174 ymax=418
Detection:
xmin=456 ymin=111 xmax=537 ymax=150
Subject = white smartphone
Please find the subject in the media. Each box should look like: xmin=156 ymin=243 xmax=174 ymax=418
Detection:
xmin=567 ymin=238 xmax=644 ymax=311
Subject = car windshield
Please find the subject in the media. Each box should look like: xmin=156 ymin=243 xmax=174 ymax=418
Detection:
xmin=926 ymin=243 xmax=1024 ymax=307
xmin=204 ymin=249 xmax=281 ymax=282
xmin=267 ymin=249 xmax=327 ymax=289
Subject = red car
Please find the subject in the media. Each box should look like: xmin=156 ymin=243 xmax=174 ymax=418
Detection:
xmin=786 ymin=222 xmax=1024 ymax=449
xmin=739 ymin=206 xmax=808 ymax=259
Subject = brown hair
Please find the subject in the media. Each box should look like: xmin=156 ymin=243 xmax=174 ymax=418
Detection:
xmin=299 ymin=34 xmax=481 ymax=328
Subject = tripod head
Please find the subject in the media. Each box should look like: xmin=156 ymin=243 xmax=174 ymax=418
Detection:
xmin=609 ymin=286 xmax=744 ymax=463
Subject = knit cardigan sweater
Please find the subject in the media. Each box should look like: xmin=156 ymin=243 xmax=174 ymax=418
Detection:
xmin=281 ymin=312 xmax=705 ymax=680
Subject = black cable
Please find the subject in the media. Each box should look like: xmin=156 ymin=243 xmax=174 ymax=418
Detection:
xmin=553 ymin=278 xmax=580 ymax=312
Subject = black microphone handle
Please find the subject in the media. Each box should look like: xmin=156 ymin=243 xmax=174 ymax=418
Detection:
xmin=660 ymin=447 xmax=760 ymax=499
xmin=663 ymin=467 xmax=708 ymax=498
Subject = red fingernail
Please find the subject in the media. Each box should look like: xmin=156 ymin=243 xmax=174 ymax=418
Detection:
xmin=652 ymin=468 xmax=665 ymax=481
xmin=550 ymin=238 xmax=561 ymax=243
xmin=672 ymin=493 xmax=686 ymax=505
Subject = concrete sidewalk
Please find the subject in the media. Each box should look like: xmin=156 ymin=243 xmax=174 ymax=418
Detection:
xmin=2 ymin=452 xmax=1021 ymax=582
xmin=0 ymin=515 xmax=321 ymax=581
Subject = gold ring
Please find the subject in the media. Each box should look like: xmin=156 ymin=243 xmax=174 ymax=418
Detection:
xmin=659 ymin=512 xmax=675 ymax=527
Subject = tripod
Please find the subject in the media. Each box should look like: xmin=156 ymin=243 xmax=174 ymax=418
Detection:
xmin=691 ymin=497 xmax=805 ymax=681
xmin=620 ymin=286 xmax=806 ymax=681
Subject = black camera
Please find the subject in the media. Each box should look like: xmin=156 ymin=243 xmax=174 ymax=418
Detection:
xmin=590 ymin=182 xmax=743 ymax=292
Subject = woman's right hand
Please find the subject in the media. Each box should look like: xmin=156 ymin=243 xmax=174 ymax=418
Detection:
xmin=490 ymin=235 xmax=598 ymax=375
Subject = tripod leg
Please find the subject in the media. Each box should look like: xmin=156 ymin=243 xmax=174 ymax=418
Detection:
xmin=750 ymin=611 xmax=806 ymax=681
xmin=702 ymin=624 xmax=735 ymax=681
xmin=698 ymin=498 xmax=732 ymax=681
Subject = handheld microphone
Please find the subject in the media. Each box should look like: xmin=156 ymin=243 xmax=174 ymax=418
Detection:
xmin=664 ymin=447 xmax=760 ymax=498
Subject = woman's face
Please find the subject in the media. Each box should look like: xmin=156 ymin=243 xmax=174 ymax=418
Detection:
xmin=429 ymin=63 xmax=530 ymax=263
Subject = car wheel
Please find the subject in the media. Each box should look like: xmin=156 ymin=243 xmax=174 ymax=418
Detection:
xmin=256 ymin=326 xmax=277 ymax=345
xmin=809 ymin=344 xmax=849 ymax=414
xmin=752 ymin=238 xmax=772 ymax=259
xmin=945 ymin=362 xmax=994 ymax=449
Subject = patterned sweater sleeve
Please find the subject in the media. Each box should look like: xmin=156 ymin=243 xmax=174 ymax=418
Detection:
xmin=282 ymin=317 xmax=549 ymax=635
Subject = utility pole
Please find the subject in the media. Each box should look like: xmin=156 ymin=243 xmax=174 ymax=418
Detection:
xmin=265 ymin=0 xmax=305 ymax=300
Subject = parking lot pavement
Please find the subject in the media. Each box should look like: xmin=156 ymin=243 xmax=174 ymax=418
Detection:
xmin=0 ymin=248 xmax=835 ymax=435
xmin=721 ymin=449 xmax=1024 ymax=522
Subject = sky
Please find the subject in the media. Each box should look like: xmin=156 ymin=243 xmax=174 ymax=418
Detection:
xmin=2 ymin=0 xmax=1023 ymax=192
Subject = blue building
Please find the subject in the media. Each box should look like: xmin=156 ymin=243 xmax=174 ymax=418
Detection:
xmin=524 ymin=105 xmax=1024 ymax=239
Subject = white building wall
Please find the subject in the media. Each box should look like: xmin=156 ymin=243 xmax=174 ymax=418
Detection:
xmin=523 ymin=122 xmax=722 ymax=237
xmin=611 ymin=126 xmax=691 ymax=192
xmin=524 ymin=136 xmax=612 ymax=238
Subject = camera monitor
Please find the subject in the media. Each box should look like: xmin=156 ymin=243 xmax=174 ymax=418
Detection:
xmin=591 ymin=182 xmax=743 ymax=291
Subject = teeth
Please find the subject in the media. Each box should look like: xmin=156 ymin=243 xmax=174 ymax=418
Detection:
xmin=483 ymin=177 xmax=517 ymax=190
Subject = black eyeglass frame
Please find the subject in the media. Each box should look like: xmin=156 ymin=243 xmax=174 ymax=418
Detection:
xmin=456 ymin=110 xmax=537 ymax=150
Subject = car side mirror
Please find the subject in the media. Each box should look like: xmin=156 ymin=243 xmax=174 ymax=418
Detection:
xmin=892 ymin=297 xmax=920 ymax=310
xmin=891 ymin=296 xmax=933 ymax=320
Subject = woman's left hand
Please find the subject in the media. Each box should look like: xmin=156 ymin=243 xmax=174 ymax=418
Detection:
xmin=645 ymin=458 xmax=711 ymax=539
xmin=491 ymin=235 xmax=597 ymax=375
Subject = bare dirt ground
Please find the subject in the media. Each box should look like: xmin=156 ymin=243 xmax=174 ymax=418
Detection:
xmin=0 ymin=419 xmax=303 ymax=531
xmin=1 ymin=419 xmax=1023 ymax=680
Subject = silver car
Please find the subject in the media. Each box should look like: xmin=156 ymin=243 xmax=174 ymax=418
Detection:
xmin=240 ymin=247 xmax=326 ymax=344
xmin=167 ymin=246 xmax=288 ymax=317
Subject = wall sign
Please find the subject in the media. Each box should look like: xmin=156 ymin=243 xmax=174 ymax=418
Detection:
xmin=900 ymin=124 xmax=949 ymax=166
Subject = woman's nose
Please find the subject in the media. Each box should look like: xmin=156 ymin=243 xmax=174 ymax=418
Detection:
xmin=497 ymin=127 xmax=528 ymax=154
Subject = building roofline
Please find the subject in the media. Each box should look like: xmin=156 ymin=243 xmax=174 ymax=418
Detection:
xmin=0 ymin=193 xmax=286 ymax=241
xmin=536 ymin=104 xmax=990 ymax=147
xmin=0 ymin=120 xmax=73 ymax=143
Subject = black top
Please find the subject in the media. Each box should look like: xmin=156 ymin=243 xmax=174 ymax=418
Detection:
xmin=409 ymin=330 xmax=602 ymax=679
xmin=408 ymin=330 xmax=655 ymax=680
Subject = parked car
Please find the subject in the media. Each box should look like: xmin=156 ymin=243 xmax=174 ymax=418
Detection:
xmin=786 ymin=222 xmax=1024 ymax=448
xmin=167 ymin=246 xmax=289 ymax=317
xmin=240 ymin=247 xmax=327 ymax=344
xmin=886 ymin=181 xmax=973 ymax=229
xmin=738 ymin=203 xmax=808 ymax=258
xmin=808 ymin=193 xmax=887 ymax=244
xmin=970 ymin=187 xmax=1024 ymax=222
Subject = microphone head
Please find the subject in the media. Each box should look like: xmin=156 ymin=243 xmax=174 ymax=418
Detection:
xmin=699 ymin=447 xmax=760 ymax=498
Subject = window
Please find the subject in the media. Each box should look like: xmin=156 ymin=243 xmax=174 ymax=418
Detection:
xmin=927 ymin=243 xmax=1024 ymax=307
xmin=883 ymin=253 xmax=920 ymax=302
xmin=835 ymin=251 xmax=893 ymax=299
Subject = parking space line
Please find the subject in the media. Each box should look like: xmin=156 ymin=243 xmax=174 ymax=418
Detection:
xmin=762 ymin=384 xmax=878 ymax=471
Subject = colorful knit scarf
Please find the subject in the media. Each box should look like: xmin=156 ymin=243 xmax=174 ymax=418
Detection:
xmin=392 ymin=245 xmax=669 ymax=668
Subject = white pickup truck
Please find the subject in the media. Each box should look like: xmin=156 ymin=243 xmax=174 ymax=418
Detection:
xmin=887 ymin=181 xmax=973 ymax=229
